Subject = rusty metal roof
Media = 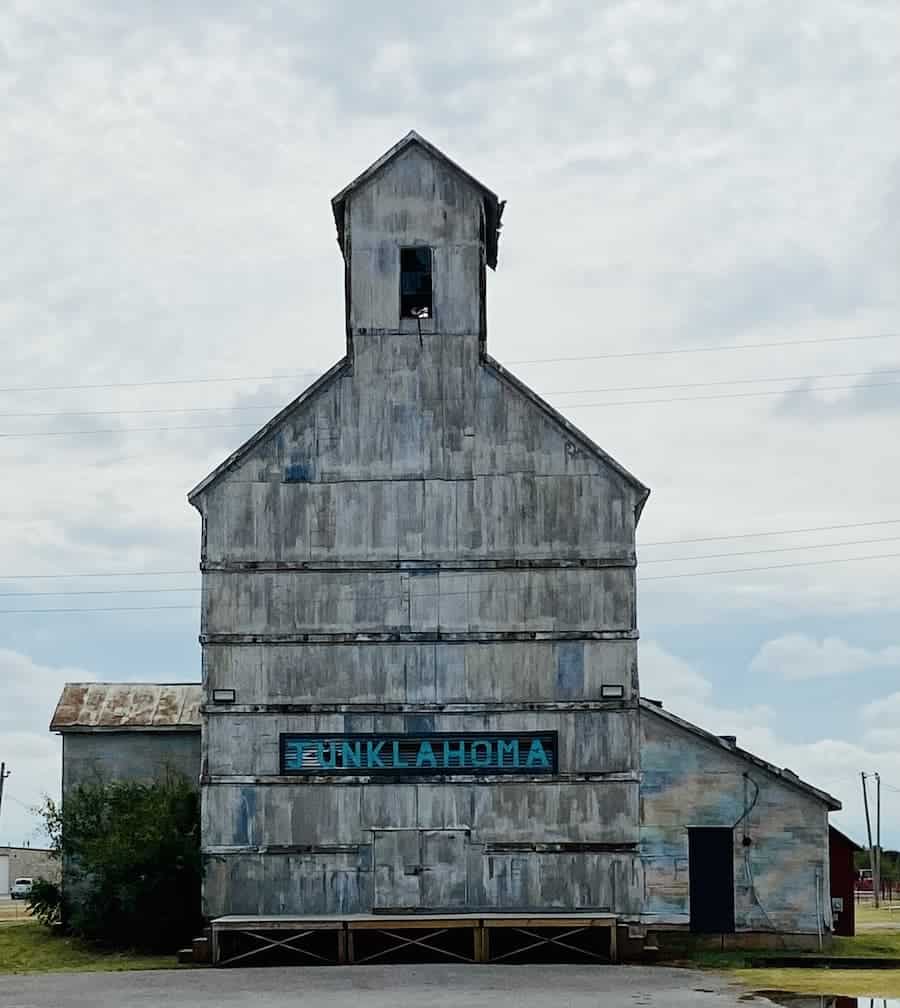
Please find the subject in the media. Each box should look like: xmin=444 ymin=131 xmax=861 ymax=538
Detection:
xmin=50 ymin=683 xmax=201 ymax=732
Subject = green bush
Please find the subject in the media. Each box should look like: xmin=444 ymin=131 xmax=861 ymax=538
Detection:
xmin=26 ymin=878 xmax=63 ymax=927
xmin=37 ymin=773 xmax=202 ymax=952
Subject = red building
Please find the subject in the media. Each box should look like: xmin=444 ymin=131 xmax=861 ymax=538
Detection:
xmin=829 ymin=826 xmax=862 ymax=937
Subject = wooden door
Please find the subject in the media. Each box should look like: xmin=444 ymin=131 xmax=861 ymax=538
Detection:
xmin=372 ymin=829 xmax=469 ymax=910
xmin=420 ymin=830 xmax=469 ymax=908
xmin=373 ymin=830 xmax=421 ymax=910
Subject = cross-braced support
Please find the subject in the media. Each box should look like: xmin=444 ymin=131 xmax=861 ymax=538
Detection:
xmin=218 ymin=928 xmax=334 ymax=967
xmin=486 ymin=924 xmax=610 ymax=963
xmin=353 ymin=927 xmax=475 ymax=964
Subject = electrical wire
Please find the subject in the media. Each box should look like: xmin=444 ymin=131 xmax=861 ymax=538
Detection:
xmin=1 ymin=548 xmax=898 ymax=612
xmin=506 ymin=333 xmax=893 ymax=365
xmin=3 ymin=519 xmax=900 ymax=582
xmin=2 ymin=377 xmax=898 ymax=439
xmin=3 ymin=366 xmax=899 ymax=420
xmin=640 ymin=518 xmax=900 ymax=548
xmin=640 ymin=534 xmax=900 ymax=565
xmin=559 ymin=378 xmax=900 ymax=409
xmin=5 ymin=533 xmax=900 ymax=597
xmin=0 ymin=333 xmax=892 ymax=395
xmin=640 ymin=550 xmax=900 ymax=581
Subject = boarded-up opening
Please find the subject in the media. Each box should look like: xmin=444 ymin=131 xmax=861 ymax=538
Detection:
xmin=372 ymin=829 xmax=468 ymax=911
xmin=688 ymin=827 xmax=735 ymax=933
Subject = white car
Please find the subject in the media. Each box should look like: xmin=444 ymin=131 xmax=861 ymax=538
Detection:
xmin=10 ymin=877 xmax=33 ymax=900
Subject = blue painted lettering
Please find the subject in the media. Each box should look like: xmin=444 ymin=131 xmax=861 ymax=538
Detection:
xmin=415 ymin=741 xmax=437 ymax=768
xmin=366 ymin=741 xmax=385 ymax=768
xmin=340 ymin=741 xmax=361 ymax=768
xmin=391 ymin=740 xmax=409 ymax=768
xmin=497 ymin=739 xmax=520 ymax=767
xmin=471 ymin=740 xmax=492 ymax=767
xmin=525 ymin=739 xmax=551 ymax=769
xmin=317 ymin=741 xmax=336 ymax=769
xmin=443 ymin=739 xmax=467 ymax=767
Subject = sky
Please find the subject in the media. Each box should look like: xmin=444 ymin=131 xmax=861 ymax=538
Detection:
xmin=1 ymin=0 xmax=899 ymax=850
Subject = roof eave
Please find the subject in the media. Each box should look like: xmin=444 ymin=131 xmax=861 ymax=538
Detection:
xmin=331 ymin=130 xmax=503 ymax=270
xmin=484 ymin=355 xmax=651 ymax=517
xmin=187 ymin=358 xmax=350 ymax=505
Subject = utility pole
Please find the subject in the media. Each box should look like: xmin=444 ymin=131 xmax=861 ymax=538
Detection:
xmin=862 ymin=772 xmax=877 ymax=907
xmin=875 ymin=772 xmax=882 ymax=909
xmin=0 ymin=762 xmax=9 ymax=823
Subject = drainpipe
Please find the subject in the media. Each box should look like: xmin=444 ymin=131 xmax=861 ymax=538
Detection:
xmin=814 ymin=867 xmax=823 ymax=951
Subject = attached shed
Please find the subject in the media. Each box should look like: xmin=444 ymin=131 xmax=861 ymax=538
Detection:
xmin=829 ymin=826 xmax=862 ymax=937
xmin=50 ymin=683 xmax=202 ymax=793
xmin=640 ymin=699 xmax=840 ymax=942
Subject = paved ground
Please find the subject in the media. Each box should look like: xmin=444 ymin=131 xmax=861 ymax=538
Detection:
xmin=0 ymin=964 xmax=773 ymax=1008
xmin=0 ymin=897 xmax=32 ymax=923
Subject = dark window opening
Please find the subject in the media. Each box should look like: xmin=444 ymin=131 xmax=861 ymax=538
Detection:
xmin=400 ymin=247 xmax=432 ymax=319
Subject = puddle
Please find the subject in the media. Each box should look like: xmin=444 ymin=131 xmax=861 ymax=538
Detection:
xmin=758 ymin=995 xmax=900 ymax=1007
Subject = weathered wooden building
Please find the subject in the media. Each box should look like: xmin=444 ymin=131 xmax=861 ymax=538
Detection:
xmin=188 ymin=131 xmax=650 ymax=920
xmin=51 ymin=132 xmax=841 ymax=952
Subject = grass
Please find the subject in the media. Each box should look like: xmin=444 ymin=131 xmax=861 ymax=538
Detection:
xmin=676 ymin=916 xmax=900 ymax=999
xmin=731 ymin=968 xmax=900 ymax=998
xmin=0 ymin=920 xmax=181 ymax=974
xmin=857 ymin=902 xmax=900 ymax=927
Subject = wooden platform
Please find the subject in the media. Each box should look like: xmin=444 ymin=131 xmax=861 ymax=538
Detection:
xmin=210 ymin=912 xmax=618 ymax=967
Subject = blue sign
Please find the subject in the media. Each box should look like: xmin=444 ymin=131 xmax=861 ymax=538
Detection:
xmin=280 ymin=732 xmax=558 ymax=776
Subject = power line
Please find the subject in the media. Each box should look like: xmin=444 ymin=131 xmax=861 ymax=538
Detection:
xmin=3 ymin=366 xmax=900 ymax=420
xmin=4 ymin=519 xmax=900 ymax=582
xmin=0 ymin=570 xmax=198 ymax=581
xmin=0 ymin=586 xmax=200 ymax=598
xmin=1 ymin=549 xmax=898 ymax=613
xmin=3 ymin=377 xmax=899 ymax=439
xmin=560 ymin=377 xmax=900 ymax=409
xmin=640 ymin=518 xmax=900 ymax=548
xmin=0 ymin=334 xmax=892 ymax=396
xmin=0 ymin=371 xmax=318 ymax=395
xmin=640 ymin=534 xmax=900 ymax=565
xmin=5 ymin=535 xmax=900 ymax=596
xmin=640 ymin=550 xmax=900 ymax=581
xmin=542 ymin=367 xmax=900 ymax=397
xmin=507 ymin=333 xmax=893 ymax=366
xmin=0 ymin=404 xmax=279 ymax=419
xmin=0 ymin=422 xmax=258 ymax=439
xmin=0 ymin=604 xmax=198 ymax=614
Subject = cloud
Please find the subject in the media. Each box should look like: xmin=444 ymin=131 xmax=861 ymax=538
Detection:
xmin=860 ymin=691 xmax=900 ymax=750
xmin=749 ymin=634 xmax=900 ymax=681
xmin=0 ymin=649 xmax=95 ymax=846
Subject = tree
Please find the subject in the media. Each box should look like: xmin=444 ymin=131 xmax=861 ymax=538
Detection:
xmin=32 ymin=773 xmax=202 ymax=952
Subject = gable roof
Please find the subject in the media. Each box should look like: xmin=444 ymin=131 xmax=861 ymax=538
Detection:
xmin=485 ymin=355 xmax=650 ymax=518
xmin=50 ymin=683 xmax=201 ymax=732
xmin=640 ymin=698 xmax=841 ymax=811
xmin=188 ymin=357 xmax=349 ymax=503
xmin=331 ymin=130 xmax=505 ymax=269
xmin=187 ymin=354 xmax=651 ymax=510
